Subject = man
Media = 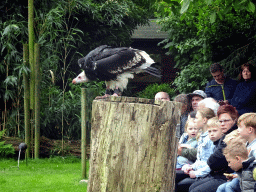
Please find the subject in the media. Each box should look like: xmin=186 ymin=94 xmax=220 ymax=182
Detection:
xmin=154 ymin=92 xmax=170 ymax=101
xmin=188 ymin=90 xmax=207 ymax=111
xmin=205 ymin=63 xmax=237 ymax=103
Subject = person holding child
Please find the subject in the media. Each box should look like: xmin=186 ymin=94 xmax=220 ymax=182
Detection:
xmin=176 ymin=119 xmax=199 ymax=170
xmin=223 ymin=138 xmax=256 ymax=192
xmin=189 ymin=101 xmax=239 ymax=192
xmin=175 ymin=108 xmax=215 ymax=192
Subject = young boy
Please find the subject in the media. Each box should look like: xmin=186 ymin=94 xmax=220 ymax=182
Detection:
xmin=223 ymin=138 xmax=256 ymax=191
xmin=237 ymin=113 xmax=256 ymax=157
xmin=207 ymin=117 xmax=223 ymax=143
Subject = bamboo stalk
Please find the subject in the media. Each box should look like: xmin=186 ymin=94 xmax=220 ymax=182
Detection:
xmin=23 ymin=44 xmax=31 ymax=158
xmin=81 ymin=88 xmax=87 ymax=179
xmin=34 ymin=43 xmax=40 ymax=159
xmin=28 ymin=0 xmax=35 ymax=110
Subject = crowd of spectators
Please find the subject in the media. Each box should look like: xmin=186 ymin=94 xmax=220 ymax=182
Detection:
xmin=155 ymin=62 xmax=256 ymax=192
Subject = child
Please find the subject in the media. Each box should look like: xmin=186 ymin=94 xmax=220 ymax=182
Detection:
xmin=176 ymin=119 xmax=199 ymax=169
xmin=223 ymin=138 xmax=256 ymax=191
xmin=175 ymin=108 xmax=215 ymax=192
xmin=237 ymin=113 xmax=256 ymax=157
xmin=207 ymin=116 xmax=223 ymax=143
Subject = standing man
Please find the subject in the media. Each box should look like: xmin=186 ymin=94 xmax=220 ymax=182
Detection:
xmin=188 ymin=90 xmax=207 ymax=111
xmin=205 ymin=63 xmax=237 ymax=103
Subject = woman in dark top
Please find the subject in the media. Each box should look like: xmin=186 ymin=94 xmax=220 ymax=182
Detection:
xmin=189 ymin=101 xmax=239 ymax=192
xmin=231 ymin=63 xmax=256 ymax=115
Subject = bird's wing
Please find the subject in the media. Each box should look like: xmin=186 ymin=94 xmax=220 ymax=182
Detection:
xmin=92 ymin=48 xmax=146 ymax=81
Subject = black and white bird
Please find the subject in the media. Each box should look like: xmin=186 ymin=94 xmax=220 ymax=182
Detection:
xmin=72 ymin=45 xmax=161 ymax=98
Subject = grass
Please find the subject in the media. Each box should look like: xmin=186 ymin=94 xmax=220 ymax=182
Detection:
xmin=0 ymin=156 xmax=89 ymax=192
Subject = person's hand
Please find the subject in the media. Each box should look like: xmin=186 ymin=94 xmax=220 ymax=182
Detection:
xmin=177 ymin=145 xmax=183 ymax=156
xmin=223 ymin=173 xmax=237 ymax=181
xmin=182 ymin=164 xmax=193 ymax=174
xmin=189 ymin=171 xmax=196 ymax=178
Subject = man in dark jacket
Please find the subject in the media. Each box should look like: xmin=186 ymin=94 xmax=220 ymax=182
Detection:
xmin=205 ymin=63 xmax=237 ymax=103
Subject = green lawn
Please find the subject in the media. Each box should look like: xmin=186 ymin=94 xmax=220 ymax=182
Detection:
xmin=0 ymin=156 xmax=88 ymax=192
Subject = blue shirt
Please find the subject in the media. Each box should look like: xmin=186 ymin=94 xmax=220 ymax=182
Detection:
xmin=191 ymin=131 xmax=215 ymax=177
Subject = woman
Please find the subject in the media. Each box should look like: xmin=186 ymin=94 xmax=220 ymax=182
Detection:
xmin=189 ymin=101 xmax=239 ymax=192
xmin=231 ymin=63 xmax=256 ymax=115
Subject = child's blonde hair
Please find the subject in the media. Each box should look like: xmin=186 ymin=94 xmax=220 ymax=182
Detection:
xmin=184 ymin=119 xmax=195 ymax=131
xmin=223 ymin=138 xmax=248 ymax=159
xmin=237 ymin=113 xmax=256 ymax=130
xmin=197 ymin=108 xmax=215 ymax=120
xmin=206 ymin=117 xmax=219 ymax=129
xmin=223 ymin=130 xmax=239 ymax=144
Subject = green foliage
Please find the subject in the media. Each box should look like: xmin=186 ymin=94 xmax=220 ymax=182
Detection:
xmin=173 ymin=63 xmax=211 ymax=93
xmin=0 ymin=130 xmax=15 ymax=158
xmin=0 ymin=0 xmax=153 ymax=139
xmin=40 ymin=80 xmax=105 ymax=140
xmin=155 ymin=0 xmax=256 ymax=93
xmin=137 ymin=83 xmax=176 ymax=99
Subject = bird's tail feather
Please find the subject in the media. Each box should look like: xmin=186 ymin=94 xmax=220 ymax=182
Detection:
xmin=144 ymin=66 xmax=162 ymax=78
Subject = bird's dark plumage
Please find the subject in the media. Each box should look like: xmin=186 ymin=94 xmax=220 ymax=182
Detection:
xmin=73 ymin=45 xmax=161 ymax=95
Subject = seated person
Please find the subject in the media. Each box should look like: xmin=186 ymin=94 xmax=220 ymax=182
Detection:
xmin=176 ymin=119 xmax=199 ymax=170
xmin=174 ymin=94 xmax=190 ymax=137
xmin=154 ymin=91 xmax=170 ymax=101
xmin=189 ymin=102 xmax=239 ymax=192
xmin=198 ymin=97 xmax=220 ymax=115
xmin=178 ymin=111 xmax=198 ymax=163
xmin=218 ymin=113 xmax=256 ymax=192
xmin=223 ymin=138 xmax=256 ymax=192
xmin=175 ymin=108 xmax=215 ymax=192
xmin=188 ymin=90 xmax=207 ymax=111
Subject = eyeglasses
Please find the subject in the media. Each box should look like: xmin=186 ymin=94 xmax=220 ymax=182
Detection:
xmin=219 ymin=119 xmax=232 ymax=124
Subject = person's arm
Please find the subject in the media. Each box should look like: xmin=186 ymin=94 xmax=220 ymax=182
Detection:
xmin=192 ymin=165 xmax=211 ymax=178
xmin=181 ymin=147 xmax=197 ymax=162
xmin=207 ymin=140 xmax=228 ymax=171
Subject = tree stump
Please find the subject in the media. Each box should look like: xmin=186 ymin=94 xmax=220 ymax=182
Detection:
xmin=87 ymin=96 xmax=181 ymax=192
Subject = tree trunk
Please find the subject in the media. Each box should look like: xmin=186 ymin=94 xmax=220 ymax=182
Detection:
xmin=87 ymin=96 xmax=181 ymax=192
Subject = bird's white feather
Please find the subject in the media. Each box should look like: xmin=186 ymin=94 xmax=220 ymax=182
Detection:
xmin=107 ymin=72 xmax=134 ymax=91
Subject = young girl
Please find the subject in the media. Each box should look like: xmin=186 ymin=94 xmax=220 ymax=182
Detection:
xmin=176 ymin=119 xmax=199 ymax=170
xmin=175 ymin=107 xmax=216 ymax=192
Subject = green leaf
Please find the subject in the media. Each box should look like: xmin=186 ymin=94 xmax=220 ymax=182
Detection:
xmin=205 ymin=0 xmax=213 ymax=5
xmin=247 ymin=1 xmax=255 ymax=12
xmin=210 ymin=12 xmax=216 ymax=23
xmin=180 ymin=0 xmax=191 ymax=14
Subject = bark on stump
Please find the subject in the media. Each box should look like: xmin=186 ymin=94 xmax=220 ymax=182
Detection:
xmin=87 ymin=96 xmax=181 ymax=192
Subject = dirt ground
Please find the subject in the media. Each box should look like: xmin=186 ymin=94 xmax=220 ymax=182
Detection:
xmin=3 ymin=136 xmax=90 ymax=158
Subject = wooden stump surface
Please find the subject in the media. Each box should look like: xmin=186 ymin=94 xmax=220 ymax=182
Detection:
xmin=87 ymin=96 xmax=181 ymax=192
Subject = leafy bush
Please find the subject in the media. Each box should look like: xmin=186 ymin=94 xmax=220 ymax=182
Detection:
xmin=0 ymin=130 xmax=15 ymax=158
xmin=173 ymin=62 xmax=212 ymax=93
xmin=137 ymin=83 xmax=176 ymax=100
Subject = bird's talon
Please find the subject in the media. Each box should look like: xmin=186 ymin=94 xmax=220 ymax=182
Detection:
xmin=95 ymin=94 xmax=110 ymax=100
